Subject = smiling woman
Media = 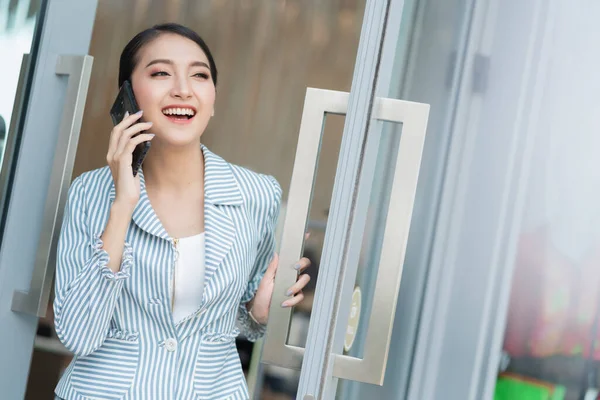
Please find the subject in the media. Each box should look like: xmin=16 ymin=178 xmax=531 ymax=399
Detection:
xmin=121 ymin=24 xmax=216 ymax=150
xmin=52 ymin=23 xmax=311 ymax=400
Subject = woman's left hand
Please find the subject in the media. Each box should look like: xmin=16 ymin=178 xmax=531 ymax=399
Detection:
xmin=248 ymin=253 xmax=311 ymax=325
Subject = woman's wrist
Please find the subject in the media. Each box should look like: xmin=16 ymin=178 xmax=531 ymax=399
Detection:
xmin=247 ymin=300 xmax=267 ymax=325
xmin=248 ymin=308 xmax=264 ymax=326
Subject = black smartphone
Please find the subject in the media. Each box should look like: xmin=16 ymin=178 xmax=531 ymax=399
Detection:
xmin=109 ymin=80 xmax=151 ymax=176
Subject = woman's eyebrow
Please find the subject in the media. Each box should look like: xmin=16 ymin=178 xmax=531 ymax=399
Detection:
xmin=145 ymin=59 xmax=172 ymax=68
xmin=145 ymin=59 xmax=210 ymax=70
xmin=190 ymin=61 xmax=210 ymax=70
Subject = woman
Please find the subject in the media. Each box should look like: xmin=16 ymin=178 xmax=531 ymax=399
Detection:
xmin=53 ymin=23 xmax=310 ymax=400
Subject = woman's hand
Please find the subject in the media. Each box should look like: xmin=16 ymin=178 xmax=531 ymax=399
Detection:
xmin=107 ymin=110 xmax=155 ymax=210
xmin=249 ymin=253 xmax=311 ymax=325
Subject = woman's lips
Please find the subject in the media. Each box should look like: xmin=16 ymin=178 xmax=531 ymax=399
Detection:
xmin=163 ymin=113 xmax=195 ymax=125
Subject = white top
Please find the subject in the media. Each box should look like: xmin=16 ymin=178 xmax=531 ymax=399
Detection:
xmin=172 ymin=233 xmax=206 ymax=324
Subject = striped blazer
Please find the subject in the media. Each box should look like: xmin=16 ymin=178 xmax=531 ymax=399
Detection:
xmin=53 ymin=145 xmax=282 ymax=400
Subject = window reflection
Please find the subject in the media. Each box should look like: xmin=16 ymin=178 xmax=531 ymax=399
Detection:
xmin=0 ymin=0 xmax=39 ymax=164
xmin=497 ymin=5 xmax=600 ymax=398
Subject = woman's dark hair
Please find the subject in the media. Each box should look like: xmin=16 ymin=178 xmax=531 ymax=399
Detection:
xmin=118 ymin=23 xmax=218 ymax=88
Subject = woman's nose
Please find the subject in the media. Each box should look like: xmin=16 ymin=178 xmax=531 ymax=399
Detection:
xmin=170 ymin=78 xmax=192 ymax=99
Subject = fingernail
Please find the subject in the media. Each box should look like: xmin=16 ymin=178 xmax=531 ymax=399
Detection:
xmin=286 ymin=290 xmax=293 ymax=296
xmin=149 ymin=134 xmax=156 ymax=138
xmin=281 ymin=302 xmax=289 ymax=308
xmin=294 ymin=264 xmax=301 ymax=270
xmin=124 ymin=111 xmax=130 ymax=119
xmin=136 ymin=110 xmax=143 ymax=115
xmin=147 ymin=121 xmax=153 ymax=126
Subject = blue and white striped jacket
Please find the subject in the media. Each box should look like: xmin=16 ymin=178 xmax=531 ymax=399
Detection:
xmin=53 ymin=145 xmax=281 ymax=400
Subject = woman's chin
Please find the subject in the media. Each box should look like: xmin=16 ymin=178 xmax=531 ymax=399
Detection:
xmin=152 ymin=134 xmax=202 ymax=149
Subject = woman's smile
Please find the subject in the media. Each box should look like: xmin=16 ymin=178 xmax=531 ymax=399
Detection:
xmin=161 ymin=105 xmax=197 ymax=125
xmin=129 ymin=33 xmax=216 ymax=145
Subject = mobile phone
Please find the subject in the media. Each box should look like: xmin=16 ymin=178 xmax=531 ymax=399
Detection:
xmin=109 ymin=80 xmax=151 ymax=176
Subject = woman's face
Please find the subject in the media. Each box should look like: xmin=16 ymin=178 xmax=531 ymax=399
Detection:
xmin=130 ymin=33 xmax=216 ymax=148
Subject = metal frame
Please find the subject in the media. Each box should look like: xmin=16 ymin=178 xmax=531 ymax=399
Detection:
xmin=263 ymin=87 xmax=348 ymax=370
xmin=262 ymin=85 xmax=429 ymax=386
xmin=12 ymin=54 xmax=93 ymax=317
xmin=333 ymin=96 xmax=428 ymax=384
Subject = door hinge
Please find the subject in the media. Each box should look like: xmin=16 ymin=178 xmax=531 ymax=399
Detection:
xmin=473 ymin=53 xmax=491 ymax=94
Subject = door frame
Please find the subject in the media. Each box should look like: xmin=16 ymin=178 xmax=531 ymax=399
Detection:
xmin=0 ymin=0 xmax=98 ymax=397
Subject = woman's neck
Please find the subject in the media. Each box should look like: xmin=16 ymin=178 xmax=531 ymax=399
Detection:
xmin=142 ymin=141 xmax=204 ymax=192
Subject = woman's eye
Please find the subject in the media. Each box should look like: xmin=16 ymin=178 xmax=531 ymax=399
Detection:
xmin=151 ymin=71 xmax=169 ymax=77
xmin=193 ymin=72 xmax=210 ymax=79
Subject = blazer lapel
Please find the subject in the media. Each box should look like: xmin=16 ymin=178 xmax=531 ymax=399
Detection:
xmin=202 ymin=203 xmax=234 ymax=299
xmin=200 ymin=145 xmax=243 ymax=304
xmin=177 ymin=146 xmax=243 ymax=339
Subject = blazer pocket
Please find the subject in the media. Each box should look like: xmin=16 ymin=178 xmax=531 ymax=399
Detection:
xmin=70 ymin=335 xmax=140 ymax=399
xmin=193 ymin=335 xmax=247 ymax=400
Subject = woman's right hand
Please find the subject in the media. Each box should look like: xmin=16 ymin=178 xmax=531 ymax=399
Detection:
xmin=106 ymin=110 xmax=155 ymax=210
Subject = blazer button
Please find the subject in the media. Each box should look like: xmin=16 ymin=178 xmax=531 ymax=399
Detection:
xmin=165 ymin=338 xmax=178 ymax=352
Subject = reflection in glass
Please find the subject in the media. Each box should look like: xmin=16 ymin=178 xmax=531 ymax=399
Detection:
xmin=0 ymin=116 xmax=5 ymax=151
xmin=0 ymin=0 xmax=40 ymax=163
xmin=498 ymin=5 xmax=600 ymax=399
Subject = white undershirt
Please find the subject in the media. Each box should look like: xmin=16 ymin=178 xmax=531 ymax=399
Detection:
xmin=172 ymin=233 xmax=206 ymax=324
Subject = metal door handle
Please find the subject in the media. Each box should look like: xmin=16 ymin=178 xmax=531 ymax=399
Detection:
xmin=262 ymin=87 xmax=430 ymax=385
xmin=12 ymin=54 xmax=93 ymax=317
xmin=262 ymin=88 xmax=349 ymax=369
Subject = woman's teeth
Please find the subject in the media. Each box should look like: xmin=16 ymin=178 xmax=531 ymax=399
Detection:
xmin=162 ymin=108 xmax=195 ymax=117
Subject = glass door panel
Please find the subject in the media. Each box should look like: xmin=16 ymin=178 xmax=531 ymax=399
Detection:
xmin=497 ymin=3 xmax=600 ymax=399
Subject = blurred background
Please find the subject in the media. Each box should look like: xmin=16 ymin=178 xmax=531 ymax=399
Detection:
xmin=2 ymin=0 xmax=600 ymax=399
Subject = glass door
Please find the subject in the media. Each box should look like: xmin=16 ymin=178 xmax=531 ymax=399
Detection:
xmin=260 ymin=0 xmax=432 ymax=399
xmin=338 ymin=0 xmax=477 ymax=398
xmin=400 ymin=0 xmax=600 ymax=399
xmin=481 ymin=2 xmax=600 ymax=399
xmin=0 ymin=0 xmax=98 ymax=398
